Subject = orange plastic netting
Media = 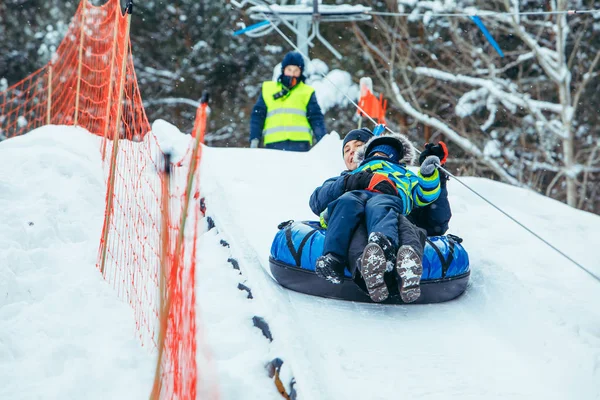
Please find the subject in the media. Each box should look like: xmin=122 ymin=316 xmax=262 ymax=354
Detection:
xmin=0 ymin=0 xmax=212 ymax=398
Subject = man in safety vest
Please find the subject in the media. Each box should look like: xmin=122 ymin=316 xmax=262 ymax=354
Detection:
xmin=249 ymin=51 xmax=327 ymax=151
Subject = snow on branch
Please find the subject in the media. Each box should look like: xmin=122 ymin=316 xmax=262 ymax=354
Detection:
xmin=474 ymin=52 xmax=535 ymax=75
xmin=456 ymin=87 xmax=488 ymax=118
xmin=502 ymin=7 xmax=565 ymax=83
xmin=143 ymin=97 xmax=202 ymax=109
xmin=413 ymin=67 xmax=564 ymax=114
xmin=390 ymin=81 xmax=522 ymax=186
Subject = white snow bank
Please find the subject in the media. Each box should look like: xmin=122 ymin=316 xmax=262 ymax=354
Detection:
xmin=0 ymin=125 xmax=154 ymax=400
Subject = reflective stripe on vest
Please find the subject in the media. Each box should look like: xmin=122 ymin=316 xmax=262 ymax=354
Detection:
xmin=262 ymin=81 xmax=314 ymax=145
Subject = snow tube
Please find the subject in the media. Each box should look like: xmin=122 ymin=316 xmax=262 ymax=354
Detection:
xmin=269 ymin=221 xmax=470 ymax=304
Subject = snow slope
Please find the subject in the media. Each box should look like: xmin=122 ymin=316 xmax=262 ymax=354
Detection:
xmin=200 ymin=132 xmax=600 ymax=399
xmin=1 ymin=124 xmax=599 ymax=399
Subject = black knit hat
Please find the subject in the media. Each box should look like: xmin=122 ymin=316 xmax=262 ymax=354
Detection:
xmin=342 ymin=128 xmax=374 ymax=154
xmin=364 ymin=135 xmax=405 ymax=162
xmin=281 ymin=51 xmax=305 ymax=74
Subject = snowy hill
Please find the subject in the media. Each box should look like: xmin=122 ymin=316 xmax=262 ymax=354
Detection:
xmin=1 ymin=125 xmax=599 ymax=399
xmin=0 ymin=127 xmax=154 ymax=400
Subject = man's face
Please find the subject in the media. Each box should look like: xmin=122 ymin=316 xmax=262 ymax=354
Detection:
xmin=283 ymin=65 xmax=302 ymax=78
xmin=343 ymin=139 xmax=365 ymax=170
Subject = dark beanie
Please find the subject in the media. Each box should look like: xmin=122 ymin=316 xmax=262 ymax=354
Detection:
xmin=281 ymin=52 xmax=305 ymax=74
xmin=368 ymin=144 xmax=399 ymax=161
xmin=342 ymin=128 xmax=374 ymax=154
xmin=364 ymin=135 xmax=405 ymax=162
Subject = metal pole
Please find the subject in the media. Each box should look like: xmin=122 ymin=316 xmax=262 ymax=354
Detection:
xmin=295 ymin=0 xmax=309 ymax=56
xmin=46 ymin=64 xmax=53 ymax=125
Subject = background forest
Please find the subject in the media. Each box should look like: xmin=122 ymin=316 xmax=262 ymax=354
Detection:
xmin=1 ymin=0 xmax=599 ymax=214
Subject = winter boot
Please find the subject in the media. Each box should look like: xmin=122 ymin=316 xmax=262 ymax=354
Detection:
xmin=368 ymin=232 xmax=396 ymax=272
xmin=315 ymin=253 xmax=345 ymax=285
xmin=359 ymin=241 xmax=390 ymax=303
xmin=395 ymin=245 xmax=423 ymax=303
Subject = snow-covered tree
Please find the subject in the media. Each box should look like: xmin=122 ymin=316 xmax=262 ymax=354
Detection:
xmin=355 ymin=0 xmax=600 ymax=213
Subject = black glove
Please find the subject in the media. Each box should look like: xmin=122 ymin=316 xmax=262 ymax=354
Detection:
xmin=419 ymin=141 xmax=448 ymax=165
xmin=367 ymin=174 xmax=398 ymax=195
xmin=344 ymin=170 xmax=373 ymax=192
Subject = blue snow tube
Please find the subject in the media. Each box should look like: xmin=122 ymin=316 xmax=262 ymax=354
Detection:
xmin=269 ymin=221 xmax=470 ymax=304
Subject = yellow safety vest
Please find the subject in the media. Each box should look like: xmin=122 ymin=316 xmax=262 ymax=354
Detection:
xmin=262 ymin=81 xmax=314 ymax=145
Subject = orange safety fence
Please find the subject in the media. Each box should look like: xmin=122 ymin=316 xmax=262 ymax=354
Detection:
xmin=0 ymin=0 xmax=213 ymax=399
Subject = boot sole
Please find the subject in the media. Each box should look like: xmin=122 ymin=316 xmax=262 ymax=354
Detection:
xmin=360 ymin=243 xmax=389 ymax=302
xmin=396 ymin=245 xmax=423 ymax=303
xmin=315 ymin=260 xmax=343 ymax=285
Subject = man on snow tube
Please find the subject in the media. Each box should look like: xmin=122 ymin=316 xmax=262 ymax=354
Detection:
xmin=308 ymin=127 xmax=452 ymax=303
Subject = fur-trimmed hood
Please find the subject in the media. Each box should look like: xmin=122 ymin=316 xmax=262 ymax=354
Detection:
xmin=354 ymin=133 xmax=416 ymax=166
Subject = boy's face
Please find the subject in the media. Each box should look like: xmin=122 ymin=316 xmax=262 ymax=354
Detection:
xmin=283 ymin=65 xmax=302 ymax=78
xmin=371 ymin=151 xmax=389 ymax=158
xmin=343 ymin=140 xmax=365 ymax=170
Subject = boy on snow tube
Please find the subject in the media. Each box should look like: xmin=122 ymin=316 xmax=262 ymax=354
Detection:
xmin=307 ymin=127 xmax=452 ymax=302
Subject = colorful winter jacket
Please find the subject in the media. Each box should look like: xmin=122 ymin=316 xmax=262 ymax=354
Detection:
xmin=309 ymin=166 xmax=448 ymax=234
xmin=353 ymin=156 xmax=441 ymax=215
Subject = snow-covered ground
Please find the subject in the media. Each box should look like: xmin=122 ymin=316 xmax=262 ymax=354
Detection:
xmin=0 ymin=127 xmax=154 ymax=400
xmin=1 ymin=124 xmax=599 ymax=399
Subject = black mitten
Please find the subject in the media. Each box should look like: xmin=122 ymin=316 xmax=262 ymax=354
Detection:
xmin=419 ymin=141 xmax=448 ymax=165
xmin=344 ymin=170 xmax=373 ymax=192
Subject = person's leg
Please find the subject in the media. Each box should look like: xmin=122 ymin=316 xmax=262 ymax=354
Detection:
xmin=359 ymin=241 xmax=389 ymax=302
xmin=364 ymin=194 xmax=405 ymax=249
xmin=397 ymin=215 xmax=426 ymax=260
xmin=316 ymin=191 xmax=367 ymax=284
xmin=356 ymin=193 xmax=405 ymax=302
xmin=395 ymin=215 xmax=426 ymax=303
xmin=321 ymin=191 xmax=368 ymax=261
xmin=347 ymin=222 xmax=367 ymax=278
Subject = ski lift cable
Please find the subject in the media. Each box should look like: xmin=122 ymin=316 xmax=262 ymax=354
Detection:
xmin=260 ymin=3 xmax=599 ymax=284
xmin=366 ymin=9 xmax=600 ymax=17
xmin=440 ymin=169 xmax=600 ymax=284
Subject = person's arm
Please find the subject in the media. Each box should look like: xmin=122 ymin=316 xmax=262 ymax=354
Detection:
xmin=409 ymin=182 xmax=451 ymax=236
xmin=250 ymin=90 xmax=267 ymax=144
xmin=306 ymin=92 xmax=327 ymax=142
xmin=412 ymin=156 xmax=441 ymax=207
xmin=309 ymin=174 xmax=347 ymax=215
xmin=415 ymin=143 xmax=452 ymax=234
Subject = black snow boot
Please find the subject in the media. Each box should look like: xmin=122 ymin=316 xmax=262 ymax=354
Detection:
xmin=368 ymin=232 xmax=396 ymax=271
xmin=315 ymin=253 xmax=345 ymax=285
xmin=395 ymin=245 xmax=423 ymax=303
xmin=359 ymin=235 xmax=391 ymax=302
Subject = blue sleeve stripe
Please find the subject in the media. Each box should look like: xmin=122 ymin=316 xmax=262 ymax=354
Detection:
xmin=416 ymin=189 xmax=440 ymax=204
